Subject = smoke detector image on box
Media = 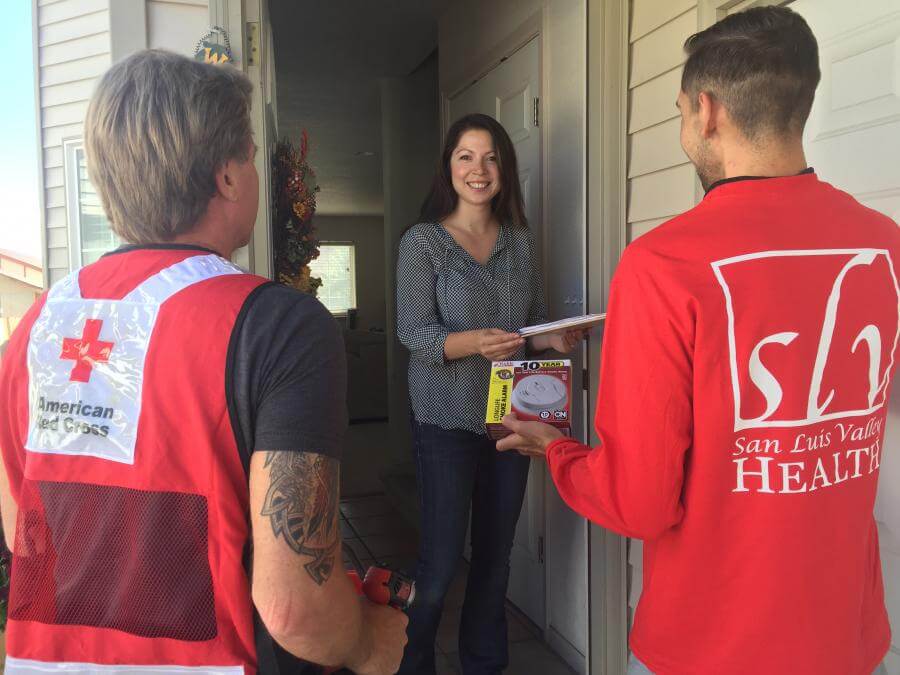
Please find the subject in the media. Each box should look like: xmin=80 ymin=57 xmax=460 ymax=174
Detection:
xmin=511 ymin=374 xmax=567 ymax=415
xmin=485 ymin=360 xmax=572 ymax=439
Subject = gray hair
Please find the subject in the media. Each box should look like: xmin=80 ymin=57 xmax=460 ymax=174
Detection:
xmin=84 ymin=49 xmax=254 ymax=244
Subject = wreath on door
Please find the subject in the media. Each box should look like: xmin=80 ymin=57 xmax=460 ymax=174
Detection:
xmin=272 ymin=132 xmax=322 ymax=295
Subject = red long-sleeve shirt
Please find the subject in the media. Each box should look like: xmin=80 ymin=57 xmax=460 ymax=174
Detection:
xmin=547 ymin=172 xmax=896 ymax=675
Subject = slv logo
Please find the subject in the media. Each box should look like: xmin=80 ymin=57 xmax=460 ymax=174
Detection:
xmin=712 ymin=249 xmax=900 ymax=431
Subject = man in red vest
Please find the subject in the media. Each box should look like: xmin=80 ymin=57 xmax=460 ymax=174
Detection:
xmin=500 ymin=7 xmax=896 ymax=675
xmin=0 ymin=50 xmax=406 ymax=674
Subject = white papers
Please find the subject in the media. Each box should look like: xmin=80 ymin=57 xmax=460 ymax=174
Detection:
xmin=518 ymin=313 xmax=606 ymax=337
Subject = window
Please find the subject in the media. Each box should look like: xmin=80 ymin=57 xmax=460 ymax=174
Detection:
xmin=64 ymin=139 xmax=119 ymax=269
xmin=308 ymin=243 xmax=357 ymax=315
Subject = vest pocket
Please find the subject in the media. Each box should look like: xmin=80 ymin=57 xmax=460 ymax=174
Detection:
xmin=10 ymin=480 xmax=217 ymax=641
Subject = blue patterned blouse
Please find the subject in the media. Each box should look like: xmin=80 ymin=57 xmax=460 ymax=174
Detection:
xmin=396 ymin=222 xmax=547 ymax=433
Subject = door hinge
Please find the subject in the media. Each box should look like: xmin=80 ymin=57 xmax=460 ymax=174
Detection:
xmin=246 ymin=21 xmax=259 ymax=66
xmin=582 ymin=369 xmax=589 ymax=391
xmin=538 ymin=535 xmax=545 ymax=564
xmin=533 ymin=97 xmax=540 ymax=127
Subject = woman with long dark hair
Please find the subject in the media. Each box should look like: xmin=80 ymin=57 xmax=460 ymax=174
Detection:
xmin=396 ymin=114 xmax=582 ymax=674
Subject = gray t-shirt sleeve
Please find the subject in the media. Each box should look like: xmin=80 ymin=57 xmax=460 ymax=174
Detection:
xmin=226 ymin=283 xmax=347 ymax=471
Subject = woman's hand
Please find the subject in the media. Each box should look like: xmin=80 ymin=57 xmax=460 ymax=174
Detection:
xmin=529 ymin=328 xmax=588 ymax=355
xmin=444 ymin=329 xmax=523 ymax=361
xmin=470 ymin=328 xmax=525 ymax=361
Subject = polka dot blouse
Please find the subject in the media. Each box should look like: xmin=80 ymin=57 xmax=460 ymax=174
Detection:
xmin=396 ymin=222 xmax=547 ymax=433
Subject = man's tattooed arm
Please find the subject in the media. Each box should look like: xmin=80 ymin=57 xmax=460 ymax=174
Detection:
xmin=260 ymin=451 xmax=340 ymax=585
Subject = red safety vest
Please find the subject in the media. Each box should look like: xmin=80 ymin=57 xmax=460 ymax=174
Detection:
xmin=0 ymin=247 xmax=268 ymax=674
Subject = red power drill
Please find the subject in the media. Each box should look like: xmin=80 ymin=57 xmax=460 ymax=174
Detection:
xmin=322 ymin=545 xmax=415 ymax=673
xmin=344 ymin=543 xmax=416 ymax=610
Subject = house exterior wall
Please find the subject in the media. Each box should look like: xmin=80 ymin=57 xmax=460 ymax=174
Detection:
xmin=35 ymin=0 xmax=112 ymax=286
xmin=0 ymin=275 xmax=42 ymax=342
xmin=624 ymin=0 xmax=702 ymax=621
xmin=35 ymin=0 xmax=207 ymax=285
xmin=626 ymin=0 xmax=699 ymax=245
xmin=0 ymin=252 xmax=43 ymax=342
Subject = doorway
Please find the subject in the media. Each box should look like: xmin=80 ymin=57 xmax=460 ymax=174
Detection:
xmin=265 ymin=1 xmax=440 ymax=501
xmin=266 ymin=2 xmax=575 ymax=670
xmin=223 ymin=0 xmax=589 ymax=671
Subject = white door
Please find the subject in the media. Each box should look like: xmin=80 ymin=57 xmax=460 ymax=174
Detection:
xmin=211 ymin=0 xmax=276 ymax=277
xmin=791 ymin=1 xmax=900 ymax=672
xmin=448 ymin=37 xmax=546 ymax=627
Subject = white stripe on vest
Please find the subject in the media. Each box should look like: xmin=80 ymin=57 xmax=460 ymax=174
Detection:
xmin=25 ymin=254 xmax=244 ymax=465
xmin=4 ymin=657 xmax=243 ymax=675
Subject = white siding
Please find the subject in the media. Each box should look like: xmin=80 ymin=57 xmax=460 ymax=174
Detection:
xmin=40 ymin=53 xmax=109 ymax=87
xmin=45 ymin=186 xmax=65 ymax=209
xmin=628 ymin=116 xmax=684 ymax=177
xmin=631 ymin=0 xmax=697 ymax=41
xmin=626 ymin=1 xmax=698 ymax=245
xmin=624 ymin=0 xmax=700 ymax=623
xmin=629 ymin=8 xmax=696 ymax=87
xmin=35 ymin=0 xmax=112 ymax=282
xmin=38 ymin=9 xmax=108 ymax=46
xmin=38 ymin=0 xmax=106 ymax=24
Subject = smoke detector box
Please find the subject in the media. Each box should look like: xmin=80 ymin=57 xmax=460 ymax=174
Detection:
xmin=485 ymin=360 xmax=571 ymax=440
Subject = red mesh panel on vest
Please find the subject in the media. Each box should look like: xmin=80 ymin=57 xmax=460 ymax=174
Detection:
xmin=9 ymin=480 xmax=217 ymax=641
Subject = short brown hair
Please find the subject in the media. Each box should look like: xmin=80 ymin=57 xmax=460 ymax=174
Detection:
xmin=84 ymin=50 xmax=253 ymax=244
xmin=681 ymin=6 xmax=820 ymax=140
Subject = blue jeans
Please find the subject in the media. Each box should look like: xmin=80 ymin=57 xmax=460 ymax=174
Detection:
xmin=399 ymin=421 xmax=531 ymax=675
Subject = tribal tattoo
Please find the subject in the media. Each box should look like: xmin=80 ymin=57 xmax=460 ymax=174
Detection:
xmin=260 ymin=452 xmax=340 ymax=585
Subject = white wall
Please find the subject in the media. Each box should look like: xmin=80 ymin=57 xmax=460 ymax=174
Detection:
xmin=314 ymin=215 xmax=386 ymax=332
xmin=439 ymin=2 xmax=588 ymax=669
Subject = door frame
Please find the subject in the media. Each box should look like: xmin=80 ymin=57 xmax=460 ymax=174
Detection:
xmin=441 ymin=14 xmax=552 ymax=633
xmin=209 ymin=0 xmax=274 ymax=278
xmin=585 ymin=1 xmax=629 ymax=673
xmin=442 ymin=11 xmax=593 ymax=671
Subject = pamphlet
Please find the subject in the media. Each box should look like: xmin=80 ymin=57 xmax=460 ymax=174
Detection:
xmin=517 ymin=313 xmax=606 ymax=338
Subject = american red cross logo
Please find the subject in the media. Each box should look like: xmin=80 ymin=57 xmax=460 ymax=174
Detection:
xmin=60 ymin=319 xmax=114 ymax=383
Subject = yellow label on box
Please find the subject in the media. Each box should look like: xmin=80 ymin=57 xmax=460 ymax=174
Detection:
xmin=486 ymin=365 xmax=516 ymax=424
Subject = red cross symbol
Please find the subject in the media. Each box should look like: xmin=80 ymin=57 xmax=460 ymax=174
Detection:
xmin=60 ymin=319 xmax=114 ymax=383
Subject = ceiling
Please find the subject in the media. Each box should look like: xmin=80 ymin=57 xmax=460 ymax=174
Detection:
xmin=270 ymin=0 xmax=444 ymax=216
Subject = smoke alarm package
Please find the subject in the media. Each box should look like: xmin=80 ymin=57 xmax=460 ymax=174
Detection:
xmin=485 ymin=360 xmax=572 ymax=440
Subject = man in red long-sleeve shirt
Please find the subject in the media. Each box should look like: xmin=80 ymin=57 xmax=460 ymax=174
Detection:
xmin=499 ymin=7 xmax=896 ymax=675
